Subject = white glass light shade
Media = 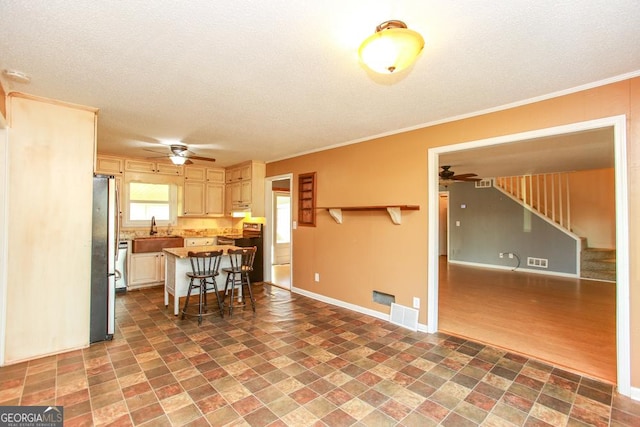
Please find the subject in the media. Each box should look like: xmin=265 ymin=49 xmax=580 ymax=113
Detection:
xmin=170 ymin=155 xmax=187 ymax=165
xmin=359 ymin=21 xmax=424 ymax=74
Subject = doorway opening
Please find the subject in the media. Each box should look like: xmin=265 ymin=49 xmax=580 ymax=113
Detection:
xmin=427 ymin=115 xmax=630 ymax=395
xmin=264 ymin=174 xmax=293 ymax=290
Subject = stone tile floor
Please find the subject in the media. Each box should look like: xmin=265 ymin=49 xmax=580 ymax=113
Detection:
xmin=0 ymin=283 xmax=639 ymax=426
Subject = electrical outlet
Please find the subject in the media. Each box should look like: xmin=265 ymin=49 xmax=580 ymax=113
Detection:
xmin=509 ymin=253 xmax=514 ymax=259
xmin=412 ymin=297 xmax=420 ymax=309
xmin=314 ymin=273 xmax=320 ymax=282
xmin=499 ymin=252 xmax=504 ymax=258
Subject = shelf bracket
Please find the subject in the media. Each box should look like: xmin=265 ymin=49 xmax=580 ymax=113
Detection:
xmin=321 ymin=205 xmax=419 ymax=224
xmin=328 ymin=208 xmax=343 ymax=224
xmin=386 ymin=207 xmax=402 ymax=225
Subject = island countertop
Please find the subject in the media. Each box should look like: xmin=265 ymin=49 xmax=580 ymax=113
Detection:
xmin=163 ymin=245 xmax=240 ymax=259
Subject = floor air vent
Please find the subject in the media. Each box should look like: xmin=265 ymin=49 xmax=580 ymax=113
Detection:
xmin=372 ymin=290 xmax=395 ymax=306
xmin=390 ymin=303 xmax=419 ymax=331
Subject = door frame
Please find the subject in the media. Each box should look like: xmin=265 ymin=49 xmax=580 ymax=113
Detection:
xmin=264 ymin=173 xmax=293 ymax=288
xmin=427 ymin=115 xmax=631 ymax=396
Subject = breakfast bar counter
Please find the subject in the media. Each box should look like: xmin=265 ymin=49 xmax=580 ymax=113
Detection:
xmin=163 ymin=245 xmax=239 ymax=315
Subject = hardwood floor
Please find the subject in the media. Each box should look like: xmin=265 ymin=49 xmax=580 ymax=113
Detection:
xmin=438 ymin=256 xmax=617 ymax=384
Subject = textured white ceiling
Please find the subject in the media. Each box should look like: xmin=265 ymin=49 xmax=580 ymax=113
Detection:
xmin=1 ymin=1 xmax=640 ymax=168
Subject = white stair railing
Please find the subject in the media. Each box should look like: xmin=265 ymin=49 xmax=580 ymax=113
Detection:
xmin=495 ymin=173 xmax=572 ymax=233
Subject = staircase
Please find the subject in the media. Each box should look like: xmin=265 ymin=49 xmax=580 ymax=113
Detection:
xmin=495 ymin=174 xmax=616 ymax=282
xmin=495 ymin=173 xmax=574 ymax=234
xmin=581 ymin=247 xmax=616 ymax=282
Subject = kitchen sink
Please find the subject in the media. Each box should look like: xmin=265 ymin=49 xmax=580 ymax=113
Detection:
xmin=131 ymin=236 xmax=185 ymax=253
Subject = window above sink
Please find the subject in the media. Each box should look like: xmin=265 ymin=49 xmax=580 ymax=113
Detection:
xmin=123 ymin=180 xmax=178 ymax=227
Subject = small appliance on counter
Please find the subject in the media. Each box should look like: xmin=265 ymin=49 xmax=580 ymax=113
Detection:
xmin=217 ymin=223 xmax=264 ymax=283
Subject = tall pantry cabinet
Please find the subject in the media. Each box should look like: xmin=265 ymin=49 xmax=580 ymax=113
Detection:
xmin=1 ymin=93 xmax=97 ymax=364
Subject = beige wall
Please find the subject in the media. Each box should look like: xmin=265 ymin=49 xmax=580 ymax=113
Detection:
xmin=267 ymin=78 xmax=640 ymax=388
xmin=0 ymin=81 xmax=6 ymax=119
xmin=5 ymin=94 xmax=96 ymax=363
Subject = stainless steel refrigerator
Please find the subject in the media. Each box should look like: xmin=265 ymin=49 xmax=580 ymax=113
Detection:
xmin=90 ymin=175 xmax=118 ymax=343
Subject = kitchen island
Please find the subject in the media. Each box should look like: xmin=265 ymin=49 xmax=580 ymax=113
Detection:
xmin=163 ymin=245 xmax=240 ymax=315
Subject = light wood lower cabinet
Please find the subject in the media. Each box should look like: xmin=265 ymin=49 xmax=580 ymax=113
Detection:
xmin=129 ymin=252 xmax=165 ymax=289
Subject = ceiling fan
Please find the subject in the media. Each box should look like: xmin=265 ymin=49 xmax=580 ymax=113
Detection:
xmin=145 ymin=144 xmax=216 ymax=165
xmin=439 ymin=165 xmax=481 ymax=183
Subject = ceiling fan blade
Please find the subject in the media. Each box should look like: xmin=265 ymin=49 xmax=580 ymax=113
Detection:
xmin=451 ymin=173 xmax=477 ymax=179
xmin=143 ymin=147 xmax=168 ymax=155
xmin=455 ymin=177 xmax=482 ymax=181
xmin=187 ymin=155 xmax=216 ymax=163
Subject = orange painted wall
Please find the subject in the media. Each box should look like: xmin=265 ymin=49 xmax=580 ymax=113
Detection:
xmin=569 ymin=168 xmax=615 ymax=249
xmin=267 ymin=78 xmax=640 ymax=387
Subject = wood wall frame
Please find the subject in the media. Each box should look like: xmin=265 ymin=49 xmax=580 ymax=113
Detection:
xmin=298 ymin=172 xmax=316 ymax=226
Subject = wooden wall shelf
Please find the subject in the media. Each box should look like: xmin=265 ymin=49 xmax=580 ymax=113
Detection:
xmin=317 ymin=205 xmax=419 ymax=225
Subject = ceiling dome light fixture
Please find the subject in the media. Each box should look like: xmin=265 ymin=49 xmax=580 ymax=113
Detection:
xmin=169 ymin=155 xmax=187 ymax=165
xmin=358 ymin=20 xmax=425 ymax=74
xmin=2 ymin=69 xmax=31 ymax=83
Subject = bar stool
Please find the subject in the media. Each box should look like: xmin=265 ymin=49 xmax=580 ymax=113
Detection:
xmin=181 ymin=250 xmax=224 ymax=324
xmin=222 ymin=247 xmax=257 ymax=315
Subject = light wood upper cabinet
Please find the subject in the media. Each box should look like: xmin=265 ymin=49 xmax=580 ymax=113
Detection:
xmin=224 ymin=161 xmax=265 ymax=216
xmin=225 ymin=163 xmax=251 ymax=183
xmin=183 ymin=181 xmax=206 ymax=215
xmin=125 ymin=159 xmax=155 ymax=173
xmin=96 ymin=155 xmax=123 ymax=175
xmin=182 ymin=166 xmax=226 ymax=216
xmin=155 ymin=163 xmax=183 ymax=176
xmin=185 ymin=166 xmax=224 ymax=183
xmin=184 ymin=166 xmax=206 ymax=181
xmin=125 ymin=159 xmax=183 ymax=176
xmin=183 ymin=182 xmax=224 ymax=216
xmin=206 ymin=168 xmax=225 ymax=183
xmin=205 ymin=183 xmax=225 ymax=216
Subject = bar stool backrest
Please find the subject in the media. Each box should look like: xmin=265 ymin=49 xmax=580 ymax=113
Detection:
xmin=188 ymin=250 xmax=223 ymax=277
xmin=227 ymin=246 xmax=257 ymax=272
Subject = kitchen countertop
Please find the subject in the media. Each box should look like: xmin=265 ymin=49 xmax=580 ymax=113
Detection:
xmin=163 ymin=245 xmax=240 ymax=259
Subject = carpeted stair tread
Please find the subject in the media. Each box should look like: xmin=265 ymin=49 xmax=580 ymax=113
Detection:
xmin=581 ymin=247 xmax=616 ymax=282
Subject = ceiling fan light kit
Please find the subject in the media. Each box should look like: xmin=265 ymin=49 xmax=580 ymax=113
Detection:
xmin=169 ymin=155 xmax=187 ymax=165
xmin=144 ymin=143 xmax=216 ymax=165
xmin=358 ymin=20 xmax=425 ymax=74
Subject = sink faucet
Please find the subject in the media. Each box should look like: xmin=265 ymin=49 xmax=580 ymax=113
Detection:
xmin=150 ymin=216 xmax=158 ymax=235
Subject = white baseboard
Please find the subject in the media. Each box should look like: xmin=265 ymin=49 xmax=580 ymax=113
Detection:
xmin=630 ymin=386 xmax=640 ymax=402
xmin=291 ymin=286 xmax=429 ymax=333
xmin=447 ymin=259 xmax=579 ymax=278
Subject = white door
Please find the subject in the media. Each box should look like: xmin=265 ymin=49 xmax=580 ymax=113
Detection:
xmin=273 ymin=191 xmax=291 ymax=264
